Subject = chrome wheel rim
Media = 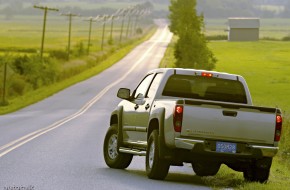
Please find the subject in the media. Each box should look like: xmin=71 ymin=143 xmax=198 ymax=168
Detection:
xmin=149 ymin=141 xmax=155 ymax=168
xmin=108 ymin=134 xmax=118 ymax=160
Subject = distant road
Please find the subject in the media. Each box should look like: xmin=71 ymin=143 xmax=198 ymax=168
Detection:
xmin=0 ymin=19 xmax=210 ymax=190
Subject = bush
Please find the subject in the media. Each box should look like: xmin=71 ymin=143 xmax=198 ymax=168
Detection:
xmin=49 ymin=50 xmax=68 ymax=60
xmin=136 ymin=28 xmax=143 ymax=34
xmin=9 ymin=75 xmax=28 ymax=96
xmin=108 ymin=38 xmax=114 ymax=45
xmin=261 ymin=37 xmax=280 ymax=41
xmin=282 ymin=36 xmax=290 ymax=41
xmin=74 ymin=42 xmax=86 ymax=56
xmin=4 ymin=55 xmax=60 ymax=90
xmin=206 ymin=35 xmax=228 ymax=41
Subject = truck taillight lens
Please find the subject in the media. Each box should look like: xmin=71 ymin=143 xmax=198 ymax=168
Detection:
xmin=275 ymin=115 xmax=282 ymax=142
xmin=201 ymin=72 xmax=213 ymax=77
xmin=174 ymin=105 xmax=183 ymax=132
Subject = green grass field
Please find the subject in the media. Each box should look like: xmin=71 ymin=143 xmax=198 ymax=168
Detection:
xmin=160 ymin=38 xmax=290 ymax=189
xmin=0 ymin=15 xmax=145 ymax=53
xmin=210 ymin=41 xmax=290 ymax=111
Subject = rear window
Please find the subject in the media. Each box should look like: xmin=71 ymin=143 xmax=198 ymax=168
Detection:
xmin=162 ymin=75 xmax=247 ymax=104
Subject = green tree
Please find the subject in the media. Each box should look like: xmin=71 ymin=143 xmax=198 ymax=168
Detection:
xmin=169 ymin=0 xmax=216 ymax=70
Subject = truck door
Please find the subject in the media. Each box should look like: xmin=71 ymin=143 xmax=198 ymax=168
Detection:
xmin=122 ymin=73 xmax=155 ymax=142
xmin=134 ymin=73 xmax=164 ymax=141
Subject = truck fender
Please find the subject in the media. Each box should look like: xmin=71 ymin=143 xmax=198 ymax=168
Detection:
xmin=110 ymin=106 xmax=124 ymax=149
xmin=148 ymin=108 xmax=173 ymax=160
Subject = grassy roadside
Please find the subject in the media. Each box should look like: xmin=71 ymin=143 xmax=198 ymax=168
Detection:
xmin=160 ymin=38 xmax=290 ymax=189
xmin=0 ymin=27 xmax=157 ymax=115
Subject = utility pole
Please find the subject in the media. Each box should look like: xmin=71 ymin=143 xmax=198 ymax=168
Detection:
xmin=119 ymin=9 xmax=127 ymax=43
xmin=61 ymin=12 xmax=79 ymax=60
xmin=101 ymin=15 xmax=109 ymax=51
xmin=84 ymin=17 xmax=96 ymax=54
xmin=130 ymin=10 xmax=138 ymax=36
xmin=34 ymin=5 xmax=59 ymax=59
xmin=126 ymin=11 xmax=132 ymax=39
xmin=1 ymin=61 xmax=7 ymax=106
xmin=109 ymin=9 xmax=121 ymax=45
xmin=134 ymin=10 xmax=142 ymax=35
xmin=109 ymin=15 xmax=118 ymax=44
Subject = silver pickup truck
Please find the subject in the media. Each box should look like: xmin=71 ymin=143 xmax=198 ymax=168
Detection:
xmin=103 ymin=68 xmax=282 ymax=183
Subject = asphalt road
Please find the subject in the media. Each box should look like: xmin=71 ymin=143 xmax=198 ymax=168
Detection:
xmin=0 ymin=20 xmax=210 ymax=190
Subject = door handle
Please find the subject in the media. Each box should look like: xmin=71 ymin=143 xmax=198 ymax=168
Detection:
xmin=145 ymin=104 xmax=150 ymax=110
xmin=134 ymin=104 xmax=139 ymax=110
xmin=223 ymin=110 xmax=238 ymax=117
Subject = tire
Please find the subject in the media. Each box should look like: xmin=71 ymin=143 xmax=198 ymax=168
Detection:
xmin=103 ymin=124 xmax=133 ymax=169
xmin=192 ymin=162 xmax=220 ymax=176
xmin=243 ymin=167 xmax=270 ymax=183
xmin=243 ymin=158 xmax=272 ymax=183
xmin=146 ymin=130 xmax=170 ymax=180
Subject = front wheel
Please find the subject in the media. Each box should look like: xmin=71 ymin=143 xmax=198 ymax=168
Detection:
xmin=146 ymin=130 xmax=170 ymax=180
xmin=103 ymin=124 xmax=133 ymax=169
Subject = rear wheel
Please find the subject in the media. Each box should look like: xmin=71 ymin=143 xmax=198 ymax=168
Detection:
xmin=103 ymin=124 xmax=133 ymax=169
xmin=192 ymin=161 xmax=220 ymax=176
xmin=146 ymin=130 xmax=170 ymax=180
xmin=243 ymin=158 xmax=272 ymax=183
xmin=243 ymin=167 xmax=270 ymax=183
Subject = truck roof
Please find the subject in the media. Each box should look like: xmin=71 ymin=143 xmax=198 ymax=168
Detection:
xmin=149 ymin=68 xmax=241 ymax=81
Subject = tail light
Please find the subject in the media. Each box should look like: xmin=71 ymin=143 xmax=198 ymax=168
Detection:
xmin=274 ymin=114 xmax=282 ymax=142
xmin=173 ymin=105 xmax=183 ymax=132
xmin=201 ymin=72 xmax=213 ymax=77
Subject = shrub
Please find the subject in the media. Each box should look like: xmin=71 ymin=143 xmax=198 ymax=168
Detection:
xmin=136 ymin=28 xmax=143 ymax=34
xmin=49 ymin=50 xmax=68 ymax=60
xmin=108 ymin=38 xmax=114 ymax=45
xmin=206 ymin=35 xmax=228 ymax=41
xmin=74 ymin=42 xmax=86 ymax=56
xmin=9 ymin=75 xmax=28 ymax=96
xmin=282 ymin=36 xmax=290 ymax=41
xmin=6 ymin=55 xmax=60 ymax=90
xmin=261 ymin=37 xmax=280 ymax=41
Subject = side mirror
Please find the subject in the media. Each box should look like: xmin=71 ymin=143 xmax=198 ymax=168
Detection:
xmin=117 ymin=88 xmax=131 ymax=100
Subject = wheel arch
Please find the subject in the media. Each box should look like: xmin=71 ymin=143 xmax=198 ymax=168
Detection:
xmin=110 ymin=113 xmax=118 ymax=126
xmin=147 ymin=108 xmax=172 ymax=160
xmin=147 ymin=107 xmax=165 ymax=139
xmin=110 ymin=106 xmax=124 ymax=148
xmin=147 ymin=119 xmax=160 ymax=140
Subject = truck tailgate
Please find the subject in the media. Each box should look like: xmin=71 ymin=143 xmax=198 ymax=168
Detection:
xmin=181 ymin=100 xmax=277 ymax=145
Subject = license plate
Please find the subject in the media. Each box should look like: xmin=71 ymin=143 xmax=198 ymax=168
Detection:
xmin=216 ymin=141 xmax=237 ymax=153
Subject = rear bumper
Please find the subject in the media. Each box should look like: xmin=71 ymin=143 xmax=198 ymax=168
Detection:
xmin=248 ymin=145 xmax=279 ymax=157
xmin=175 ymin=137 xmax=279 ymax=158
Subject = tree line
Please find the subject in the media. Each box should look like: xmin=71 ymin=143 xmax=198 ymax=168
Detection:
xmin=2 ymin=0 xmax=290 ymax=19
xmin=197 ymin=0 xmax=290 ymax=18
